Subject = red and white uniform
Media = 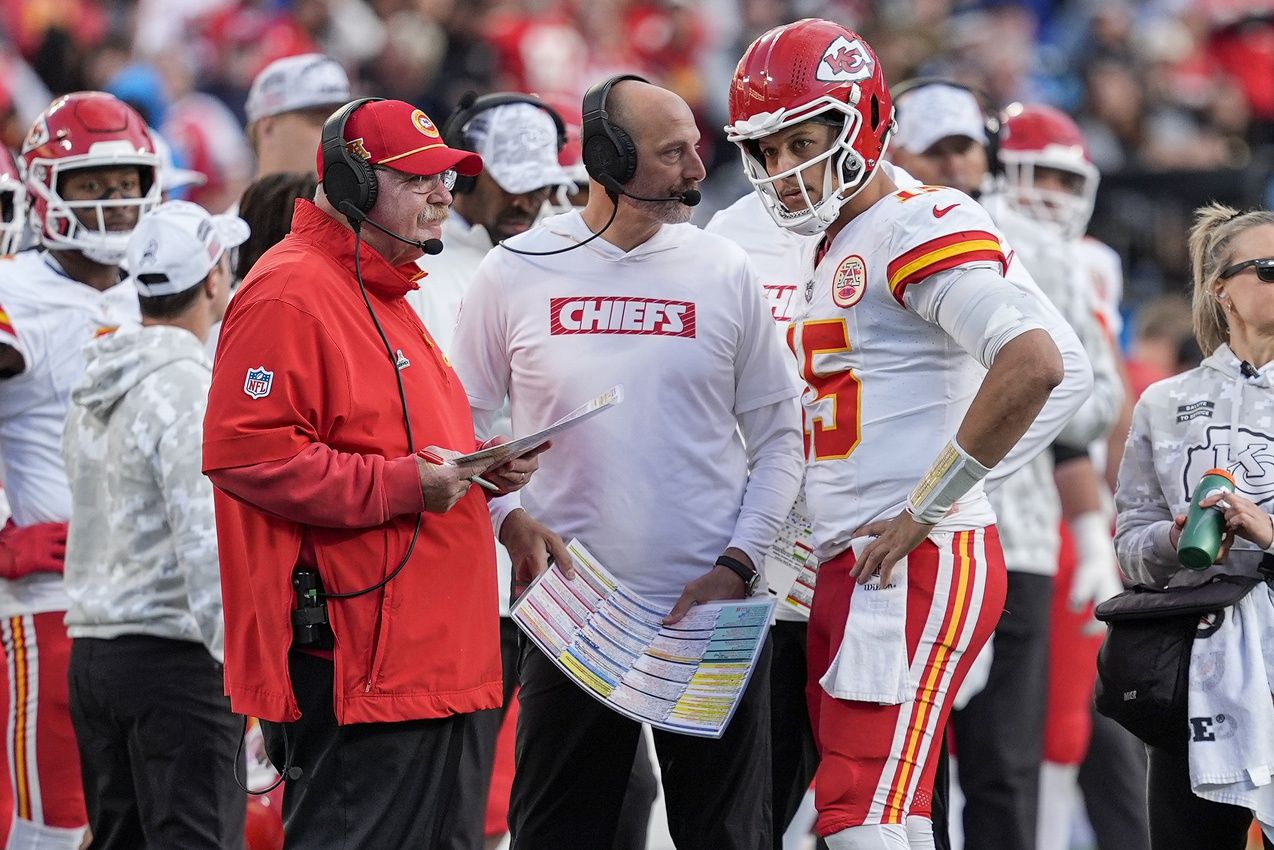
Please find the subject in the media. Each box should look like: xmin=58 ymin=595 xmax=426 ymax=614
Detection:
xmin=793 ymin=185 xmax=1015 ymax=833
xmin=0 ymin=251 xmax=138 ymax=843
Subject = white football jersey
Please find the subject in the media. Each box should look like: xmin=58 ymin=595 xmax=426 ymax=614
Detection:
xmin=791 ymin=185 xmax=1003 ymax=560
xmin=706 ymin=192 xmax=816 ymax=324
xmin=0 ymin=250 xmax=140 ymax=617
xmin=1078 ymin=236 xmax=1124 ymax=340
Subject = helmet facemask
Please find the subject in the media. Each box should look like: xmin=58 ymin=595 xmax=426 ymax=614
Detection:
xmin=27 ymin=144 xmax=159 ymax=266
xmin=729 ymin=95 xmax=889 ymax=236
xmin=1001 ymin=156 xmax=1097 ymax=241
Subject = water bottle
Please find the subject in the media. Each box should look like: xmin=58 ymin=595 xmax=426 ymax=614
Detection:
xmin=1177 ymin=468 xmax=1237 ymax=570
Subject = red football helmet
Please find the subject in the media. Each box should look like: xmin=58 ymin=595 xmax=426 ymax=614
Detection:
xmin=20 ymin=92 xmax=159 ymax=264
xmin=725 ymin=18 xmax=895 ymax=235
xmin=1000 ymin=103 xmax=1099 ymax=240
xmin=0 ymin=147 xmax=25 ymax=255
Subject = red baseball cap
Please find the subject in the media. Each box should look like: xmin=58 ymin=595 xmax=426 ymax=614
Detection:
xmin=317 ymin=99 xmax=483 ymax=180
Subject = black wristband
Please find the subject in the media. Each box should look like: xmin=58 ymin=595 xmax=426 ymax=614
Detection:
xmin=715 ymin=554 xmax=758 ymax=595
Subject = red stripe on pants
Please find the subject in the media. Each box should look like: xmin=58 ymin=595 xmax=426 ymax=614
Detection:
xmin=807 ymin=527 xmax=1007 ymax=836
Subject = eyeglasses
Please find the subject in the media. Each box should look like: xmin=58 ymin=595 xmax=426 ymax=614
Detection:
xmin=1219 ymin=257 xmax=1274 ymax=283
xmin=373 ymin=166 xmax=457 ymax=193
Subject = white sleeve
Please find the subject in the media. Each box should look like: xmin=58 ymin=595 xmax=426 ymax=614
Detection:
xmin=449 ymin=255 xmax=511 ymax=413
xmin=905 ymin=263 xmax=1049 ymax=368
xmin=1113 ymin=399 xmax=1180 ymax=586
xmin=728 ymin=397 xmax=804 ymax=572
xmin=1056 ymin=281 xmax=1124 ymax=447
xmin=733 ymin=256 xmax=801 ymax=413
xmin=905 ymin=263 xmax=1094 ymax=487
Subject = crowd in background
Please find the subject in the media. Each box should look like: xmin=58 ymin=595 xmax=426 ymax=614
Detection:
xmin=2 ymin=0 xmax=1272 ymax=328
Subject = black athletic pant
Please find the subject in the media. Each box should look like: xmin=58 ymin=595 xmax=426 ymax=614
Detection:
xmin=952 ymin=571 xmax=1053 ymax=850
xmin=1078 ymin=708 xmax=1150 ymax=850
xmin=770 ymin=619 xmax=818 ymax=849
xmin=510 ymin=636 xmax=773 ymax=850
xmin=260 ymin=650 xmax=473 ymax=850
xmin=1147 ymin=743 xmax=1274 ymax=850
xmin=69 ymin=636 xmax=245 ymax=850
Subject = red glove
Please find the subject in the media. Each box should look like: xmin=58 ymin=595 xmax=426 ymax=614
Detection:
xmin=0 ymin=520 xmax=68 ymax=580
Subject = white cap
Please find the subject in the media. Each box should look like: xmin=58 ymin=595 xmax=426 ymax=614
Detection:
xmin=245 ymin=54 xmax=352 ymax=125
xmin=128 ymin=201 xmax=249 ymax=296
xmin=894 ymin=83 xmax=988 ymax=155
xmin=464 ymin=103 xmax=571 ymax=195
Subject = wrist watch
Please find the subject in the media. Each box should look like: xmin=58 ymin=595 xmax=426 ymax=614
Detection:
xmin=715 ymin=554 xmax=760 ymax=596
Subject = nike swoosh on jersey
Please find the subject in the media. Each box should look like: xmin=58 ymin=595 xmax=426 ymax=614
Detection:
xmin=932 ymin=204 xmax=959 ymax=218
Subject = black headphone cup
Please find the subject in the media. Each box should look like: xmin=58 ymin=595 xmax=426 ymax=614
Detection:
xmin=321 ymin=98 xmax=384 ymax=218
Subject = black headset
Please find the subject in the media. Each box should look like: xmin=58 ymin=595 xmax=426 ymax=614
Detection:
xmin=320 ymin=97 xmax=386 ymax=224
xmin=890 ymin=78 xmax=1003 ymax=175
xmin=441 ymin=92 xmax=567 ymax=195
xmin=580 ymin=73 xmax=649 ymax=190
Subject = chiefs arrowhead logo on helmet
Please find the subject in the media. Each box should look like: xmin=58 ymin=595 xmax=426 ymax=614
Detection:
xmin=817 ymin=36 xmax=874 ymax=84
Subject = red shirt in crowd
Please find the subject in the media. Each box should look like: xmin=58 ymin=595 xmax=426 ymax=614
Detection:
xmin=203 ymin=200 xmax=501 ymax=725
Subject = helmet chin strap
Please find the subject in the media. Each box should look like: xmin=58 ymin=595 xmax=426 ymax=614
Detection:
xmin=79 ymin=245 xmax=127 ymax=267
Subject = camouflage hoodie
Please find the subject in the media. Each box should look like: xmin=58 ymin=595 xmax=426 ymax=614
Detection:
xmin=1115 ymin=343 xmax=1274 ymax=587
xmin=62 ymin=324 xmax=223 ymax=661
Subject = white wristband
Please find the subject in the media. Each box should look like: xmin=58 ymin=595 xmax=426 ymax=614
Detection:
xmin=907 ymin=438 xmax=993 ymax=525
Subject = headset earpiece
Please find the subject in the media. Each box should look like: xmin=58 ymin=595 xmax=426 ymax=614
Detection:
xmin=320 ymin=97 xmax=385 ymax=224
xmin=440 ymin=92 xmax=568 ymax=195
xmin=581 ymin=74 xmax=648 ymax=191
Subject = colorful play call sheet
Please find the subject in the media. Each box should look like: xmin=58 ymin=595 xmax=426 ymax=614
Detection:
xmin=762 ymin=490 xmax=819 ymax=617
xmin=511 ymin=539 xmax=774 ymax=738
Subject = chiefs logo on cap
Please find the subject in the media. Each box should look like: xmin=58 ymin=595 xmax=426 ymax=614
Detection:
xmin=410 ymin=109 xmax=440 ymax=139
xmin=832 ymin=255 xmax=867 ymax=308
xmin=345 ymin=138 xmax=371 ymax=161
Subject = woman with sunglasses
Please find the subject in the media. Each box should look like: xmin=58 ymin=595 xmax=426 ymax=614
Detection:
xmin=1114 ymin=202 xmax=1274 ymax=850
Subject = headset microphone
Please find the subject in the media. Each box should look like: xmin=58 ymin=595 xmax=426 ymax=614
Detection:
xmin=596 ymin=174 xmax=700 ymax=207
xmin=338 ymin=200 xmax=445 ymax=255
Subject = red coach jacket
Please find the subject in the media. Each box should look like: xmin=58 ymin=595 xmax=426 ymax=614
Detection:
xmin=203 ymin=200 xmax=501 ymax=725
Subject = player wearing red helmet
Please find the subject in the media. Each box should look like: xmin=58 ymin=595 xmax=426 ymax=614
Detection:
xmin=726 ymin=20 xmax=1092 ymax=849
xmin=1000 ymin=104 xmax=1100 ymax=244
xmin=0 ymin=92 xmax=154 ymax=849
xmin=1000 ymin=103 xmax=1149 ymax=850
xmin=0 ymin=147 xmax=26 ymax=256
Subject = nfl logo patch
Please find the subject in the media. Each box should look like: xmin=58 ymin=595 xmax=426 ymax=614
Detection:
xmin=243 ymin=366 xmax=274 ymax=399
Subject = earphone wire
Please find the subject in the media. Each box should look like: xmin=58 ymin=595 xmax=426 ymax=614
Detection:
xmin=497 ymin=198 xmax=620 ymax=257
xmin=321 ymin=229 xmax=422 ymax=600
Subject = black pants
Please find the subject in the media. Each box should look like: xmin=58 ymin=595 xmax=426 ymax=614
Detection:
xmin=260 ymin=650 xmax=473 ymax=850
xmin=952 ymin=571 xmax=1053 ymax=850
xmin=1147 ymin=743 xmax=1274 ymax=850
xmin=509 ymin=636 xmax=773 ymax=850
xmin=443 ymin=618 xmax=659 ymax=850
xmin=1078 ymin=708 xmax=1150 ymax=850
xmin=770 ymin=619 xmax=818 ymax=849
xmin=68 ymin=636 xmax=245 ymax=850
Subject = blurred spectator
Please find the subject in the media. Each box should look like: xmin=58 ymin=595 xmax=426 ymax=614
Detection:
xmin=242 ymin=53 xmax=351 ymax=189
xmin=1125 ymin=294 xmax=1196 ymax=398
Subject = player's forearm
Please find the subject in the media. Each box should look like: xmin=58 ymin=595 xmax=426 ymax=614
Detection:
xmin=730 ymin=399 xmax=804 ymax=569
xmin=956 ymin=329 xmax=1063 ymax=467
xmin=1055 ymin=454 xmax=1106 ymax=519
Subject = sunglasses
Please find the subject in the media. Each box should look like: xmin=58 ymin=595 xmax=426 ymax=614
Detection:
xmin=1219 ymin=257 xmax=1274 ymax=282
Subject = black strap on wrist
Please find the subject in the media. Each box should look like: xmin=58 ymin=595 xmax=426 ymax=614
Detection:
xmin=715 ymin=554 xmax=756 ymax=592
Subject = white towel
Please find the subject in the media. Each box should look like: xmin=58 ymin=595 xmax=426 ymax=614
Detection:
xmin=820 ymin=536 xmax=912 ymax=704
xmin=1188 ymin=581 xmax=1274 ymax=839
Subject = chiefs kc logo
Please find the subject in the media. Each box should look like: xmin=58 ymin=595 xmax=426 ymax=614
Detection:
xmin=817 ymin=36 xmax=874 ymax=83
xmin=410 ymin=109 xmax=440 ymax=139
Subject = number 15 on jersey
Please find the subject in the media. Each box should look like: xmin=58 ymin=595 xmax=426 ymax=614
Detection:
xmin=787 ymin=319 xmax=862 ymax=461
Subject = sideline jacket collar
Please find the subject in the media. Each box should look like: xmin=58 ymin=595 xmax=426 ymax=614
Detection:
xmin=289 ymin=199 xmax=427 ymax=299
